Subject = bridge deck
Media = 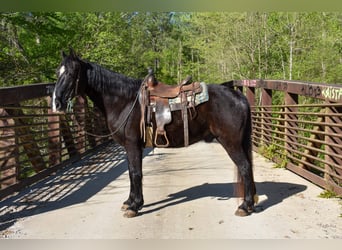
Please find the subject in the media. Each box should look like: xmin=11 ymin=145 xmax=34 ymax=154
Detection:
xmin=0 ymin=141 xmax=341 ymax=239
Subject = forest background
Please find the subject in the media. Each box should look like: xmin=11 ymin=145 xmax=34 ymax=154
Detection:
xmin=1 ymin=12 xmax=341 ymax=87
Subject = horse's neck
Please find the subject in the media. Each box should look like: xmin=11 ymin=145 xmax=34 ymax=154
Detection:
xmin=84 ymin=65 xmax=140 ymax=116
xmin=85 ymin=88 xmax=107 ymax=113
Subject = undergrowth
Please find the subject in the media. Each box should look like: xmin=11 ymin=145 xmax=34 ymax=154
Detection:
xmin=318 ymin=190 xmax=340 ymax=199
xmin=258 ymin=144 xmax=288 ymax=168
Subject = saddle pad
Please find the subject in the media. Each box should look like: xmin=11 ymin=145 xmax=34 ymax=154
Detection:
xmin=168 ymin=82 xmax=209 ymax=108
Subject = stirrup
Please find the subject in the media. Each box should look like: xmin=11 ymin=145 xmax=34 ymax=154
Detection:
xmin=154 ymin=131 xmax=170 ymax=148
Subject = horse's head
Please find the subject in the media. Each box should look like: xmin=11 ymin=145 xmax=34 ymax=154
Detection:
xmin=51 ymin=48 xmax=83 ymax=112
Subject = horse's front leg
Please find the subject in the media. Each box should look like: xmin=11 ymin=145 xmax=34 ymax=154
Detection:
xmin=121 ymin=143 xmax=144 ymax=218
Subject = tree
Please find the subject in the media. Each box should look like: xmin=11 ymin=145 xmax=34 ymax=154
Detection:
xmin=1 ymin=12 xmax=341 ymax=86
xmin=0 ymin=12 xmax=75 ymax=86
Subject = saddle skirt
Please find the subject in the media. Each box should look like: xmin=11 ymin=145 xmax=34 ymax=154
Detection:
xmin=168 ymin=82 xmax=208 ymax=111
xmin=139 ymin=72 xmax=209 ymax=148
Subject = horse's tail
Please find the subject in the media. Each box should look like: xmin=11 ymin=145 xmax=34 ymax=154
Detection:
xmin=244 ymin=101 xmax=257 ymax=197
xmin=243 ymin=103 xmax=253 ymax=168
xmin=235 ymin=96 xmax=256 ymax=200
xmin=222 ymin=80 xmax=253 ymax=165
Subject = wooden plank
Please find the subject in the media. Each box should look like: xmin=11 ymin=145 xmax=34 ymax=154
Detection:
xmin=287 ymin=162 xmax=342 ymax=195
xmin=234 ymin=79 xmax=342 ymax=103
xmin=0 ymin=83 xmax=55 ymax=105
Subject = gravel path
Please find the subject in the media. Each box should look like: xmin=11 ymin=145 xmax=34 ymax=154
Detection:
xmin=0 ymin=141 xmax=341 ymax=239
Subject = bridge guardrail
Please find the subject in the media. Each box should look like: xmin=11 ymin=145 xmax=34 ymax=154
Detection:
xmin=234 ymin=80 xmax=342 ymax=195
xmin=0 ymin=83 xmax=111 ymax=199
xmin=1 ymin=80 xmax=341 ymax=198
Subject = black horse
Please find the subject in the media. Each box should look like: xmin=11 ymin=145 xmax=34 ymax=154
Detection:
xmin=52 ymin=49 xmax=257 ymax=217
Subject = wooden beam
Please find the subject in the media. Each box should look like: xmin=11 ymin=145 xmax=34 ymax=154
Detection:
xmin=0 ymin=83 xmax=55 ymax=105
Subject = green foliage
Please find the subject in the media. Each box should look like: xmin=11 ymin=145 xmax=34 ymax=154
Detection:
xmin=318 ymin=190 xmax=338 ymax=199
xmin=259 ymin=143 xmax=288 ymax=168
xmin=0 ymin=12 xmax=73 ymax=85
xmin=1 ymin=12 xmax=341 ymax=86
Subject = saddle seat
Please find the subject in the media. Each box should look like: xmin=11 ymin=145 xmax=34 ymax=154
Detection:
xmin=140 ymin=70 xmax=203 ymax=148
xmin=147 ymin=75 xmax=195 ymax=98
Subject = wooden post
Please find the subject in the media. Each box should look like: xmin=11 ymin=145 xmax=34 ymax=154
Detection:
xmin=60 ymin=114 xmax=78 ymax=158
xmin=261 ymin=88 xmax=272 ymax=146
xmin=246 ymin=86 xmax=255 ymax=108
xmin=74 ymin=96 xmax=87 ymax=154
xmin=246 ymin=87 xmax=257 ymax=147
xmin=5 ymin=106 xmax=46 ymax=172
xmin=284 ymin=93 xmax=298 ymax=152
xmin=0 ymin=109 xmax=18 ymax=188
xmin=86 ymin=104 xmax=97 ymax=148
xmin=91 ymin=106 xmax=106 ymax=146
xmin=324 ymin=102 xmax=342 ymax=190
xmin=47 ymin=96 xmax=61 ymax=166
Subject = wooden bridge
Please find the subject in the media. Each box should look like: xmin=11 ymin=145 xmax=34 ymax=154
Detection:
xmin=1 ymin=79 xmax=342 ymax=198
xmin=0 ymin=80 xmax=342 ymax=239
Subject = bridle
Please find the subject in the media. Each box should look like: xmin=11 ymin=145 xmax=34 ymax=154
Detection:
xmin=66 ymin=69 xmax=80 ymax=113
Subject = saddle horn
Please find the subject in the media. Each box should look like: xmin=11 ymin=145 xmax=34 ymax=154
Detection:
xmin=147 ymin=67 xmax=154 ymax=75
xmin=180 ymin=75 xmax=193 ymax=86
xmin=145 ymin=67 xmax=158 ymax=87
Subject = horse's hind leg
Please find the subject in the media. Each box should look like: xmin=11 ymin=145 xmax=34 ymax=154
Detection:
xmin=217 ymin=139 xmax=256 ymax=216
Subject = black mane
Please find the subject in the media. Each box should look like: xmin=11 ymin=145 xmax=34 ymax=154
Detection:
xmin=84 ymin=60 xmax=142 ymax=99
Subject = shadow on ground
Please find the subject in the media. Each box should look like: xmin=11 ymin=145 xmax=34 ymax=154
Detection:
xmin=0 ymin=142 xmax=139 ymax=231
xmin=0 ymin=142 xmax=306 ymax=232
xmin=141 ymin=181 xmax=307 ymax=215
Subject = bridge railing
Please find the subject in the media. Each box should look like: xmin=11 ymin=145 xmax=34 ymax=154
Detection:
xmin=1 ymin=80 xmax=342 ymax=199
xmin=234 ymin=80 xmax=342 ymax=195
xmin=0 ymin=83 xmax=111 ymax=199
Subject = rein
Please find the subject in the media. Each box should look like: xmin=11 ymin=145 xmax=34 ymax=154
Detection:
xmin=67 ymin=79 xmax=145 ymax=139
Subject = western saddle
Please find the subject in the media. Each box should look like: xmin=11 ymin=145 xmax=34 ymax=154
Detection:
xmin=140 ymin=69 xmax=203 ymax=147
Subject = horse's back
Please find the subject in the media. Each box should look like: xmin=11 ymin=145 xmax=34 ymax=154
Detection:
xmin=205 ymin=83 xmax=250 ymax=114
xmin=199 ymin=83 xmax=251 ymax=138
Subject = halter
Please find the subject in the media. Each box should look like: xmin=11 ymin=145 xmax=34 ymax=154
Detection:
xmin=66 ymin=70 xmax=80 ymax=113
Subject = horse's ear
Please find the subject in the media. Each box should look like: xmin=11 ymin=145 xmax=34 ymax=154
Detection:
xmin=61 ymin=50 xmax=67 ymax=58
xmin=69 ymin=47 xmax=78 ymax=59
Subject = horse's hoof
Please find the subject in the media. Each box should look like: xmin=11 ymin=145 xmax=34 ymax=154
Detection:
xmin=235 ymin=208 xmax=250 ymax=217
xmin=121 ymin=204 xmax=129 ymax=211
xmin=123 ymin=209 xmax=138 ymax=218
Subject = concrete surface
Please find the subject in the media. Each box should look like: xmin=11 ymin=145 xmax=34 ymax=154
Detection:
xmin=0 ymin=141 xmax=341 ymax=239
